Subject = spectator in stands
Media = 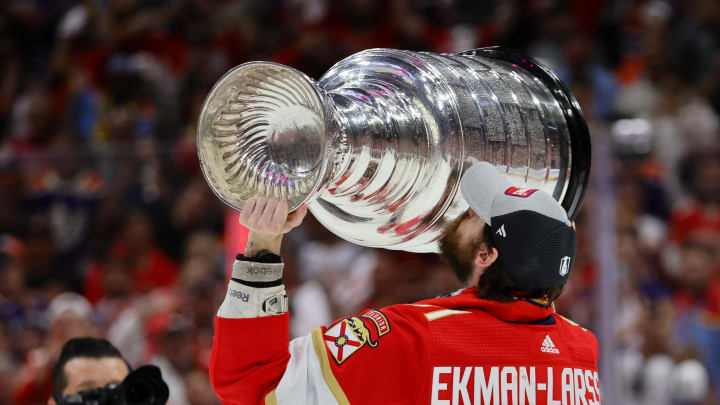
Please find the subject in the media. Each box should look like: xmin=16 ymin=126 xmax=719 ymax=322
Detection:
xmin=13 ymin=293 xmax=97 ymax=405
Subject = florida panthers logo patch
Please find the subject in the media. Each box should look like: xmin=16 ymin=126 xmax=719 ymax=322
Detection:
xmin=322 ymin=310 xmax=390 ymax=365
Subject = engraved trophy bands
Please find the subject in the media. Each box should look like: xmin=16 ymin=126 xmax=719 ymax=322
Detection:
xmin=197 ymin=47 xmax=591 ymax=253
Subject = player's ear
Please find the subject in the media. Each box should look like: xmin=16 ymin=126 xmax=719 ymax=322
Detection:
xmin=473 ymin=246 xmax=498 ymax=269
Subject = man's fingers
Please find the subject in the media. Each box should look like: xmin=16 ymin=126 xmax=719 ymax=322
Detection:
xmin=240 ymin=197 xmax=304 ymax=235
xmin=249 ymin=197 xmax=267 ymax=229
xmin=271 ymin=201 xmax=289 ymax=233
xmin=250 ymin=197 xmax=268 ymax=232
xmin=286 ymin=204 xmax=308 ymax=229
xmin=259 ymin=198 xmax=278 ymax=232
xmin=239 ymin=198 xmax=256 ymax=227
xmin=244 ymin=198 xmax=257 ymax=212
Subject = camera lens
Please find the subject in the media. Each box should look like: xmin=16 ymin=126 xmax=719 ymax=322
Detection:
xmin=124 ymin=379 xmax=156 ymax=405
xmin=119 ymin=365 xmax=169 ymax=405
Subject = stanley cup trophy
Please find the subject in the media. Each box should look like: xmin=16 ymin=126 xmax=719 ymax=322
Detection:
xmin=197 ymin=47 xmax=591 ymax=253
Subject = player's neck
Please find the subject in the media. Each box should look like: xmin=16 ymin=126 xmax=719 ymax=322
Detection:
xmin=466 ymin=267 xmax=484 ymax=287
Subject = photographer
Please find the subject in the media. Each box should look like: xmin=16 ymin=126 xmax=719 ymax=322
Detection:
xmin=50 ymin=336 xmax=169 ymax=405
xmin=49 ymin=337 xmax=131 ymax=405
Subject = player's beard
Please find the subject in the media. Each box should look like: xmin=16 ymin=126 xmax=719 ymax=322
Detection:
xmin=438 ymin=211 xmax=485 ymax=284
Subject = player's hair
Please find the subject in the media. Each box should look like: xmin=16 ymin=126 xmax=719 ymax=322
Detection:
xmin=51 ymin=337 xmax=131 ymax=401
xmin=476 ymin=224 xmax=564 ymax=303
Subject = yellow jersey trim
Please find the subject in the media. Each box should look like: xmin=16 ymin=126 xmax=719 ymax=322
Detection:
xmin=423 ymin=309 xmax=471 ymax=321
xmin=264 ymin=390 xmax=277 ymax=405
xmin=529 ymin=297 xmax=550 ymax=307
xmin=311 ymin=328 xmax=351 ymax=405
xmin=557 ymin=314 xmax=588 ymax=331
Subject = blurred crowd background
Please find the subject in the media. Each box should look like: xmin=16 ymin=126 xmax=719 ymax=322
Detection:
xmin=0 ymin=0 xmax=719 ymax=404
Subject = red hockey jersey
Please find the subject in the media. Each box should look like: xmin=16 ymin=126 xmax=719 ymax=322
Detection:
xmin=210 ymin=288 xmax=600 ymax=405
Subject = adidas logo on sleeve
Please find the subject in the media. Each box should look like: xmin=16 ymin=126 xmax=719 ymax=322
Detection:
xmin=540 ymin=334 xmax=559 ymax=354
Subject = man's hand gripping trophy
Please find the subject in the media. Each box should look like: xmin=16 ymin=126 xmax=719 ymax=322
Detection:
xmin=238 ymin=197 xmax=308 ymax=257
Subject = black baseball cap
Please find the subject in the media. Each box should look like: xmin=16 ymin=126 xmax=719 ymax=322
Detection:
xmin=460 ymin=162 xmax=577 ymax=292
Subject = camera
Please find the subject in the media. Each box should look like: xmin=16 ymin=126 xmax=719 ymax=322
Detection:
xmin=58 ymin=365 xmax=169 ymax=405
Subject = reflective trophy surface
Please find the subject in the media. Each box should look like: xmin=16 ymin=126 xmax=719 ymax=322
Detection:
xmin=197 ymin=47 xmax=591 ymax=253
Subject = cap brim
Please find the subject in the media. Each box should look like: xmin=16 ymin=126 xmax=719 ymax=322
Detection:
xmin=460 ymin=162 xmax=512 ymax=226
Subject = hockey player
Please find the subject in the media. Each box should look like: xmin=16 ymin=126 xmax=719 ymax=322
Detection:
xmin=209 ymin=162 xmax=600 ymax=405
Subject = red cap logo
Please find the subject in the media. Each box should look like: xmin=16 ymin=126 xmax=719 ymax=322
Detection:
xmin=504 ymin=187 xmax=538 ymax=198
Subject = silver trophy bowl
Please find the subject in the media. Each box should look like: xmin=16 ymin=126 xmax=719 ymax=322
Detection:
xmin=197 ymin=47 xmax=591 ymax=253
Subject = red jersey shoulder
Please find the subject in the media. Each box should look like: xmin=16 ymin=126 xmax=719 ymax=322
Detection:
xmin=555 ymin=313 xmax=595 ymax=338
xmin=379 ymin=298 xmax=483 ymax=327
xmin=554 ymin=313 xmax=599 ymax=361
